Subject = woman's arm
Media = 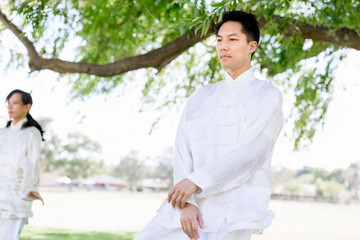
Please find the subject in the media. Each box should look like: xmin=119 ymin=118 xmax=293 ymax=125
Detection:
xmin=19 ymin=128 xmax=42 ymax=202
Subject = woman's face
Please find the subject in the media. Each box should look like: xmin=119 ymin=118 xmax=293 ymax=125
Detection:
xmin=7 ymin=93 xmax=31 ymax=123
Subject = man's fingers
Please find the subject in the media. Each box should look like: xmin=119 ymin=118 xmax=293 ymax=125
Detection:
xmin=191 ymin=220 xmax=199 ymax=239
xmin=181 ymin=197 xmax=187 ymax=209
xmin=167 ymin=188 xmax=175 ymax=203
xmin=175 ymin=192 xmax=189 ymax=209
xmin=181 ymin=216 xmax=197 ymax=240
xmin=168 ymin=179 xmax=198 ymax=207
xmin=198 ymin=212 xmax=204 ymax=229
xmin=187 ymin=221 xmax=195 ymax=240
xmin=171 ymin=192 xmax=179 ymax=208
xmin=181 ymin=219 xmax=191 ymax=239
xmin=180 ymin=219 xmax=187 ymax=237
xmin=176 ymin=193 xmax=186 ymax=209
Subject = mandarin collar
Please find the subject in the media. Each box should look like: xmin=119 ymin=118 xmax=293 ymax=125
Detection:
xmin=10 ymin=118 xmax=27 ymax=130
xmin=225 ymin=68 xmax=256 ymax=88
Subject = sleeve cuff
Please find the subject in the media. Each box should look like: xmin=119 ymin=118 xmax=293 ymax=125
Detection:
xmin=187 ymin=168 xmax=213 ymax=198
xmin=186 ymin=195 xmax=199 ymax=208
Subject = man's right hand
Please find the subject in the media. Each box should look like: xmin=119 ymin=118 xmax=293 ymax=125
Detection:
xmin=180 ymin=203 xmax=204 ymax=240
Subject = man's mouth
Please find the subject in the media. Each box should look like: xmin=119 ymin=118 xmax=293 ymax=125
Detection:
xmin=220 ymin=55 xmax=231 ymax=59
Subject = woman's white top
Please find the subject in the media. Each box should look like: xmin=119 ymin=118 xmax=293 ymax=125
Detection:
xmin=155 ymin=68 xmax=284 ymax=234
xmin=0 ymin=118 xmax=42 ymax=219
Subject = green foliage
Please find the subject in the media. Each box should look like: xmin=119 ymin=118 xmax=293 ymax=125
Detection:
xmin=9 ymin=0 xmax=72 ymax=57
xmin=315 ymin=178 xmax=345 ymax=200
xmin=295 ymin=165 xmax=348 ymax=184
xmin=54 ymin=132 xmax=106 ymax=179
xmin=152 ymin=148 xmax=174 ymax=180
xmin=141 ymin=40 xmax=223 ymax=113
xmin=145 ymin=147 xmax=174 ymax=186
xmin=53 ymin=158 xmax=106 ymax=179
xmin=112 ymin=151 xmax=145 ymax=190
xmin=329 ymin=168 xmax=346 ymax=185
xmin=1 ymin=0 xmax=359 ymax=149
xmin=271 ymin=166 xmax=297 ymax=187
xmin=38 ymin=120 xmax=107 ymax=179
xmin=283 ymin=180 xmax=302 ymax=195
xmin=73 ymin=0 xmax=188 ymax=63
xmin=272 ymin=165 xmax=355 ymax=200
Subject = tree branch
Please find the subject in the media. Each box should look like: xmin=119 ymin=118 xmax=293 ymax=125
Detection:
xmin=258 ymin=15 xmax=360 ymax=50
xmin=0 ymin=7 xmax=41 ymax=61
xmin=1 ymin=7 xmax=359 ymax=77
xmin=0 ymin=7 xmax=214 ymax=76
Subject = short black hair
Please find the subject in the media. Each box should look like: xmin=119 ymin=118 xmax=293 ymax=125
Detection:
xmin=216 ymin=11 xmax=260 ymax=58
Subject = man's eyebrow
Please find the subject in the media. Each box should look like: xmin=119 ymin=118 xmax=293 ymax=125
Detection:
xmin=216 ymin=33 xmax=240 ymax=37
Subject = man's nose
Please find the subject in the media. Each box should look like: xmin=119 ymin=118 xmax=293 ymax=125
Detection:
xmin=219 ymin=42 xmax=228 ymax=51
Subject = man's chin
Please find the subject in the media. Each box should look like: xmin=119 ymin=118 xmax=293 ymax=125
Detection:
xmin=220 ymin=63 xmax=232 ymax=69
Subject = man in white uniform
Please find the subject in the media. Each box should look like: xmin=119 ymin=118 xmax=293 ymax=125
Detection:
xmin=135 ymin=11 xmax=284 ymax=240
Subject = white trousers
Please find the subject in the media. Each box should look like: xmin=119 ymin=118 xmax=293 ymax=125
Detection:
xmin=135 ymin=217 xmax=253 ymax=240
xmin=0 ymin=218 xmax=27 ymax=240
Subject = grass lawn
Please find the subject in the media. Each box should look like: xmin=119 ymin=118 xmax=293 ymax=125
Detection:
xmin=26 ymin=188 xmax=360 ymax=240
xmin=20 ymin=228 xmax=137 ymax=240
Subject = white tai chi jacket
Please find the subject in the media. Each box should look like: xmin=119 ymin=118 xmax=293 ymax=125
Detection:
xmin=155 ymin=68 xmax=284 ymax=234
xmin=0 ymin=118 xmax=42 ymax=219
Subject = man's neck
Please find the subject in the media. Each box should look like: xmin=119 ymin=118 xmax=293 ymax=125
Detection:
xmin=227 ymin=64 xmax=251 ymax=80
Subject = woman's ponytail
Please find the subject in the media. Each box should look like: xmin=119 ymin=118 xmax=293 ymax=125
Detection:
xmin=22 ymin=113 xmax=45 ymax=141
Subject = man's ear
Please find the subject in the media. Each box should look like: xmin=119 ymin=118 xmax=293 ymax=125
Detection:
xmin=249 ymin=41 xmax=257 ymax=54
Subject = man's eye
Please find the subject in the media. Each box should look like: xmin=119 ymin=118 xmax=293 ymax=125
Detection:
xmin=230 ymin=38 xmax=238 ymax=41
xmin=217 ymin=39 xmax=222 ymax=42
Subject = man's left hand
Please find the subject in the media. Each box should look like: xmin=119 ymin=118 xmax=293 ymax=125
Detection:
xmin=167 ymin=179 xmax=199 ymax=209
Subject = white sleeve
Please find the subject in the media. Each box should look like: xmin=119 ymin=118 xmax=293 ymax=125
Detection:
xmin=173 ymin=95 xmax=199 ymax=207
xmin=187 ymin=88 xmax=284 ymax=198
xmin=19 ymin=129 xmax=42 ymax=201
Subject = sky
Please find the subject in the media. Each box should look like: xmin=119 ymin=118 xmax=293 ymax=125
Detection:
xmin=0 ymin=32 xmax=359 ymax=171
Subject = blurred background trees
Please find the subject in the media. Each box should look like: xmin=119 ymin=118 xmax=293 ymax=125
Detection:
xmin=1 ymin=1 xmax=359 ymax=201
xmin=38 ymin=117 xmax=107 ymax=180
xmin=37 ymin=116 xmax=360 ymax=201
xmin=112 ymin=151 xmax=146 ymax=190
xmin=1 ymin=0 xmax=359 ymax=148
xmin=272 ymin=164 xmax=360 ymax=202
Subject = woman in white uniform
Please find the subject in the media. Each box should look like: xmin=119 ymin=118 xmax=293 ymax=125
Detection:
xmin=0 ymin=89 xmax=44 ymax=240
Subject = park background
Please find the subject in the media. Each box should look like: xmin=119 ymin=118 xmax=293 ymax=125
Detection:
xmin=1 ymin=1 xmax=360 ymax=239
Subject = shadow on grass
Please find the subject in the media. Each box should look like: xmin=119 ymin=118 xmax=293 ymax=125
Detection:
xmin=20 ymin=228 xmax=137 ymax=240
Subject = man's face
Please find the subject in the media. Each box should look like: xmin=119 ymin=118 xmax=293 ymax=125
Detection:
xmin=216 ymin=21 xmax=257 ymax=77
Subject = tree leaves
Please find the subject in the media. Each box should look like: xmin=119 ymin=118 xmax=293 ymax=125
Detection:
xmin=1 ymin=0 xmax=359 ymax=149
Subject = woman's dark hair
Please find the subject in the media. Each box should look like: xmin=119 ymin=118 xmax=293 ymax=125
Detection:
xmin=5 ymin=89 xmax=45 ymax=141
xmin=215 ymin=11 xmax=260 ymax=58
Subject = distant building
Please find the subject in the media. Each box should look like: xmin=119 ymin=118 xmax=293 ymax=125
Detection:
xmin=141 ymin=178 xmax=171 ymax=191
xmin=40 ymin=172 xmax=71 ymax=186
xmin=81 ymin=175 xmax=128 ymax=190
